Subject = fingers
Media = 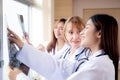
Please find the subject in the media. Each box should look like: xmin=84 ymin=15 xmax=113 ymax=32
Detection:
xmin=7 ymin=28 xmax=24 ymax=49
xmin=7 ymin=28 xmax=19 ymax=39
xmin=8 ymin=35 xmax=17 ymax=44
xmin=7 ymin=28 xmax=16 ymax=36
xmin=7 ymin=28 xmax=21 ymax=43
xmin=8 ymin=32 xmax=17 ymax=44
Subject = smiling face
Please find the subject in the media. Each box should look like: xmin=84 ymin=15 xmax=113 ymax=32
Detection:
xmin=54 ymin=22 xmax=64 ymax=39
xmin=65 ymin=22 xmax=81 ymax=48
xmin=80 ymin=19 xmax=101 ymax=52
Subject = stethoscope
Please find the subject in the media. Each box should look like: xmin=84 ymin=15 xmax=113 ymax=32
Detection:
xmin=74 ymin=48 xmax=90 ymax=72
xmin=63 ymin=47 xmax=87 ymax=59
xmin=61 ymin=47 xmax=90 ymax=72
xmin=60 ymin=47 xmax=106 ymax=72
xmin=63 ymin=48 xmax=71 ymax=59
xmin=58 ymin=48 xmax=71 ymax=59
xmin=74 ymin=51 xmax=106 ymax=72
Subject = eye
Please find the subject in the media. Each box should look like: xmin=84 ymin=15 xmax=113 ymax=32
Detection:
xmin=85 ymin=26 xmax=89 ymax=30
xmin=69 ymin=31 xmax=73 ymax=34
xmin=85 ymin=24 xmax=91 ymax=29
xmin=79 ymin=30 xmax=81 ymax=33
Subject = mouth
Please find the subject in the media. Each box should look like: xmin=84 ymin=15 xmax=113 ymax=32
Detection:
xmin=57 ymin=33 xmax=61 ymax=36
xmin=55 ymin=34 xmax=61 ymax=37
xmin=72 ymin=41 xmax=80 ymax=44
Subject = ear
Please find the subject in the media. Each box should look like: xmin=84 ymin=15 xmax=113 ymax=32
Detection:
xmin=97 ymin=31 xmax=101 ymax=39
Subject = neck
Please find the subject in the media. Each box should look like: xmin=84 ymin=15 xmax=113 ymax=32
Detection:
xmin=68 ymin=46 xmax=79 ymax=57
xmin=90 ymin=46 xmax=101 ymax=54
xmin=90 ymin=40 xmax=101 ymax=54
xmin=56 ymin=39 xmax=65 ymax=51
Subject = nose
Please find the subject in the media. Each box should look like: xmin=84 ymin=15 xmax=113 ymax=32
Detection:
xmin=73 ymin=33 xmax=79 ymax=40
xmin=55 ymin=27 xmax=60 ymax=33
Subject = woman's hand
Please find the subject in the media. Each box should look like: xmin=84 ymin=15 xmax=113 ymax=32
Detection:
xmin=7 ymin=28 xmax=24 ymax=49
xmin=37 ymin=44 xmax=45 ymax=52
xmin=8 ymin=66 xmax=22 ymax=80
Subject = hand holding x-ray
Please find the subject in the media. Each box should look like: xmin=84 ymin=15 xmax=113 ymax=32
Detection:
xmin=7 ymin=28 xmax=22 ymax=68
xmin=7 ymin=28 xmax=24 ymax=49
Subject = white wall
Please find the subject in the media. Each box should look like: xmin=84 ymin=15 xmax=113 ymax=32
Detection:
xmin=29 ymin=0 xmax=54 ymax=45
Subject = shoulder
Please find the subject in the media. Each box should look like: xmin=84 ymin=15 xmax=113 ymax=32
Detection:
xmin=86 ymin=55 xmax=114 ymax=72
xmin=69 ymin=55 xmax=115 ymax=80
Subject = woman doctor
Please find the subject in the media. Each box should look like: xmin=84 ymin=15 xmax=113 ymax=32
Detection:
xmin=67 ymin=14 xmax=119 ymax=80
xmin=8 ymin=14 xmax=119 ymax=80
xmin=8 ymin=16 xmax=89 ymax=80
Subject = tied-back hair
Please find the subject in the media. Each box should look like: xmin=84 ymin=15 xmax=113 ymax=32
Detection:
xmin=90 ymin=14 xmax=119 ymax=80
xmin=47 ymin=18 xmax=67 ymax=53
xmin=63 ymin=16 xmax=85 ymax=42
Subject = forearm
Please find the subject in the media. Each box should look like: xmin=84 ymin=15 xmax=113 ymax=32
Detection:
xmin=17 ymin=43 xmax=58 ymax=79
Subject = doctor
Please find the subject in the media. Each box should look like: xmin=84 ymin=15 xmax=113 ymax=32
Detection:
xmin=8 ymin=16 xmax=89 ymax=80
xmin=8 ymin=14 xmax=119 ymax=80
xmin=67 ymin=14 xmax=119 ymax=80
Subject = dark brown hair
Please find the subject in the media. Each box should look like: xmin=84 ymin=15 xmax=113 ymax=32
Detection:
xmin=90 ymin=14 xmax=119 ymax=80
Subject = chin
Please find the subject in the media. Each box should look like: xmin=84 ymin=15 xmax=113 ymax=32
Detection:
xmin=80 ymin=42 xmax=86 ymax=47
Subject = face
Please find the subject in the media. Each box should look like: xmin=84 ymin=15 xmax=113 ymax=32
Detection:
xmin=54 ymin=22 xmax=64 ymax=39
xmin=80 ymin=19 xmax=101 ymax=52
xmin=65 ymin=22 xmax=81 ymax=48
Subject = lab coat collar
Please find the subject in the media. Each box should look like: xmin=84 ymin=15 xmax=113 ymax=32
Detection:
xmin=75 ymin=47 xmax=85 ymax=56
xmin=89 ymin=50 xmax=105 ymax=60
xmin=74 ymin=47 xmax=87 ymax=60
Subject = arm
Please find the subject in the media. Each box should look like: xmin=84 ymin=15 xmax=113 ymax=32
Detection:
xmin=8 ymin=28 xmax=62 ymax=80
xmin=17 ymin=43 xmax=58 ymax=79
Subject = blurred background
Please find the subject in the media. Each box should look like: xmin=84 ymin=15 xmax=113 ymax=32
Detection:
xmin=0 ymin=0 xmax=120 ymax=80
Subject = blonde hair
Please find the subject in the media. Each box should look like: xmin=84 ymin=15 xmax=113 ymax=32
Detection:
xmin=63 ymin=16 xmax=85 ymax=42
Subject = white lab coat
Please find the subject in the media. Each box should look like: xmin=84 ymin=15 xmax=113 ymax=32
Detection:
xmin=67 ymin=50 xmax=115 ymax=80
xmin=16 ymin=44 xmax=115 ymax=80
xmin=49 ymin=42 xmax=70 ymax=61
xmin=58 ymin=46 xmax=89 ymax=79
xmin=17 ymin=43 xmax=62 ymax=80
xmin=16 ymin=43 xmax=88 ymax=80
xmin=26 ymin=43 xmax=70 ymax=80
